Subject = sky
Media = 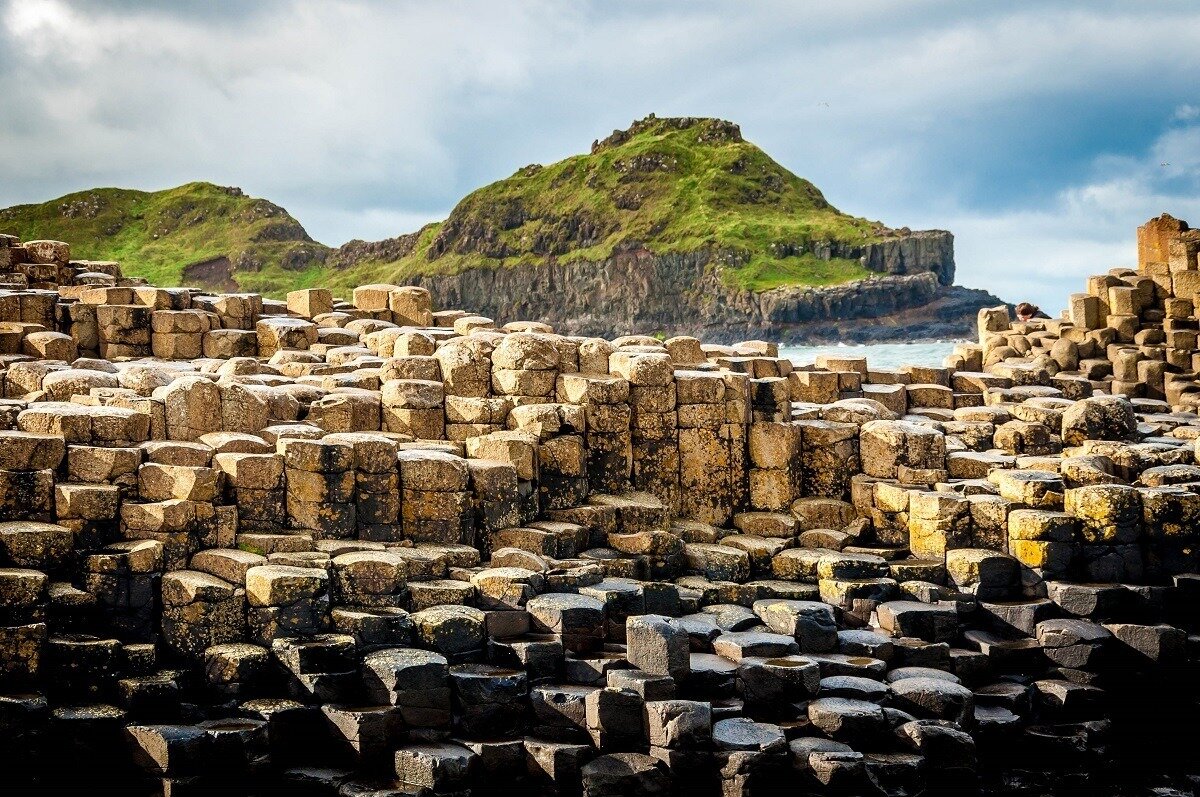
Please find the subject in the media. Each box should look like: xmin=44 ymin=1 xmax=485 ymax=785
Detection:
xmin=2 ymin=0 xmax=1199 ymax=311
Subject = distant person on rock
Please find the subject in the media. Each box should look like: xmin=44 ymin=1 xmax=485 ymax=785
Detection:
xmin=1015 ymin=302 xmax=1049 ymax=321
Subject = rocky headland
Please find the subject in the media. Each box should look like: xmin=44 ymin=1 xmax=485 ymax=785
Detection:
xmin=1 ymin=117 xmax=1004 ymax=343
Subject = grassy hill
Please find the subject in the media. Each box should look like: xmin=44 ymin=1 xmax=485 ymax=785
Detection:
xmin=0 ymin=182 xmax=330 ymax=294
xmin=1 ymin=117 xmax=913 ymax=297
xmin=327 ymin=116 xmax=885 ymax=294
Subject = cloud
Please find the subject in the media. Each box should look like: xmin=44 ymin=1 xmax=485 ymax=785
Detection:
xmin=912 ymin=117 xmax=1200 ymax=311
xmin=1174 ymin=104 xmax=1200 ymax=122
xmin=0 ymin=0 xmax=560 ymax=215
xmin=2 ymin=0 xmax=1200 ymax=314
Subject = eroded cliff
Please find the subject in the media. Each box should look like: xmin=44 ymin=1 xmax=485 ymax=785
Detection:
xmin=405 ymin=230 xmax=997 ymax=343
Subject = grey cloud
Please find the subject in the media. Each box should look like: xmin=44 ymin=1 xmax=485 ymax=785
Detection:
xmin=2 ymin=0 xmax=1200 ymax=312
xmin=57 ymin=0 xmax=288 ymax=24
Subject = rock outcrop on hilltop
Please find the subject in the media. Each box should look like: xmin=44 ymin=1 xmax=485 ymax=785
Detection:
xmin=0 ymin=218 xmax=1195 ymax=795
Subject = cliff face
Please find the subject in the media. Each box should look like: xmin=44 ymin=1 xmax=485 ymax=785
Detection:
xmin=770 ymin=229 xmax=955 ymax=286
xmin=409 ymin=230 xmax=996 ymax=343
xmin=858 ymin=229 xmax=956 ymax=286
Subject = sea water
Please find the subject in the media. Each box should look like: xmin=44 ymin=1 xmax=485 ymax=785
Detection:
xmin=780 ymin=340 xmax=960 ymax=369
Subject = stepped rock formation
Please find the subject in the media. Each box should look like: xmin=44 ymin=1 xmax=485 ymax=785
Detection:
xmin=0 ymin=219 xmax=1194 ymax=795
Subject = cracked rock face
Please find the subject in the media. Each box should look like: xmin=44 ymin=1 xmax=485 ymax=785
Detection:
xmin=408 ymin=244 xmax=995 ymax=345
xmin=0 ymin=221 xmax=1197 ymax=796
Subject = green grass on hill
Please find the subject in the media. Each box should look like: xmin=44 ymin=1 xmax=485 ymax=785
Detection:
xmin=0 ymin=117 xmax=895 ymax=297
xmin=333 ymin=116 xmax=886 ymax=293
xmin=726 ymin=254 xmax=873 ymax=292
xmin=0 ymin=182 xmax=329 ymax=294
